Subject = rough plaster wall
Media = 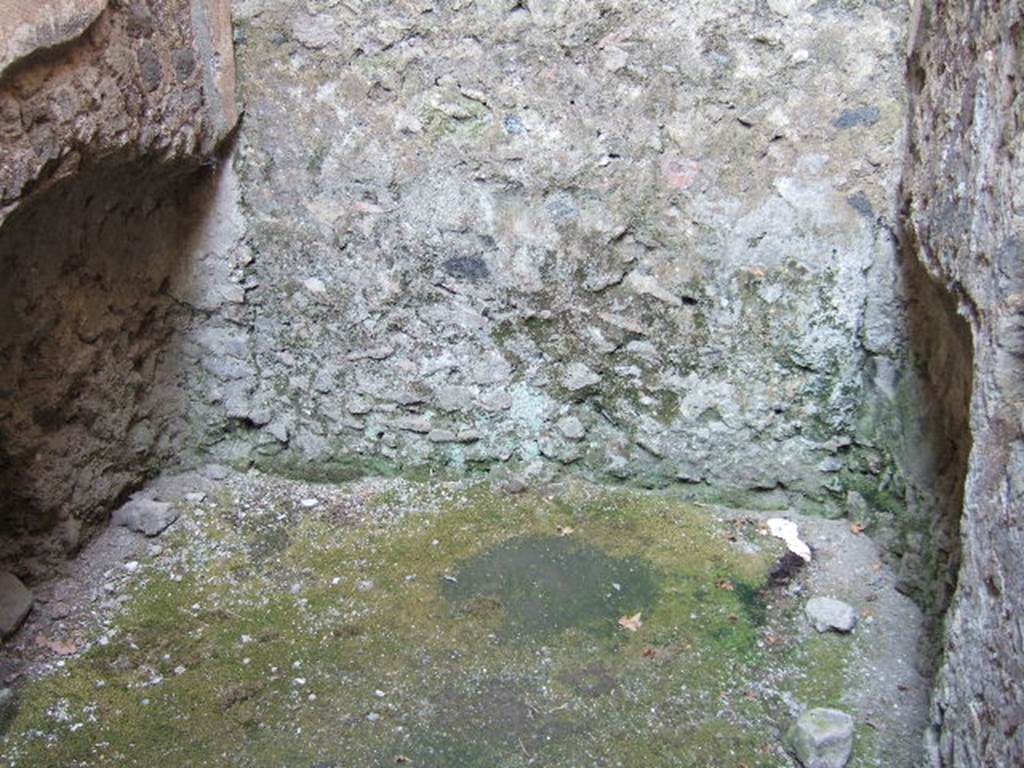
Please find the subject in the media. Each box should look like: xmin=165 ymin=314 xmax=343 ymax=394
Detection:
xmin=0 ymin=0 xmax=109 ymax=78
xmin=0 ymin=0 xmax=238 ymax=572
xmin=224 ymin=0 xmax=911 ymax=519
xmin=903 ymin=0 xmax=1024 ymax=764
xmin=0 ymin=0 xmax=237 ymax=225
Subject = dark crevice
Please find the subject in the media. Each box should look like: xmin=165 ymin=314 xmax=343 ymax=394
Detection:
xmin=896 ymin=210 xmax=974 ymax=677
xmin=0 ymin=158 xmax=222 ymax=580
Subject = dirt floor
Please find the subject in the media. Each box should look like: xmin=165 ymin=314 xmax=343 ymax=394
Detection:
xmin=0 ymin=469 xmax=929 ymax=767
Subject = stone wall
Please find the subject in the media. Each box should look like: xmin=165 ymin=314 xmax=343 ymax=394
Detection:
xmin=903 ymin=0 xmax=1024 ymax=764
xmin=220 ymin=0 xmax=912 ymax=522
xmin=0 ymin=0 xmax=238 ymax=572
xmin=0 ymin=0 xmax=236 ymax=225
xmin=3 ymin=0 xmax=1020 ymax=759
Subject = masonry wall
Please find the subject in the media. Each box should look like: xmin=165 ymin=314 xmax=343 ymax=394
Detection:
xmin=0 ymin=0 xmax=238 ymax=572
xmin=219 ymin=0 xmax=913 ymax=526
xmin=903 ymin=0 xmax=1024 ymax=764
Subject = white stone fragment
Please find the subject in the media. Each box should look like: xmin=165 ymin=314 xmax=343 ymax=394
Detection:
xmin=766 ymin=518 xmax=812 ymax=561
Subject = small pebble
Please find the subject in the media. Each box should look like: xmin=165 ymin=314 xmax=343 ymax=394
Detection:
xmin=203 ymin=464 xmax=230 ymax=480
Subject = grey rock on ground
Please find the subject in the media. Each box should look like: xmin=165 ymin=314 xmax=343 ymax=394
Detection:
xmin=111 ymin=497 xmax=180 ymax=537
xmin=0 ymin=572 xmax=34 ymax=638
xmin=203 ymin=464 xmax=231 ymax=481
xmin=806 ymin=596 xmax=858 ymax=633
xmin=785 ymin=707 xmax=855 ymax=768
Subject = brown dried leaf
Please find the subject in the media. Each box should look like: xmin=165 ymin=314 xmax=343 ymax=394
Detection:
xmin=717 ymin=579 xmax=735 ymax=591
xmin=618 ymin=612 xmax=643 ymax=632
xmin=35 ymin=635 xmax=77 ymax=655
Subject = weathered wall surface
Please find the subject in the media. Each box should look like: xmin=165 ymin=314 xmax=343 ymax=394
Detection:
xmin=0 ymin=0 xmax=238 ymax=572
xmin=0 ymin=0 xmax=236 ymax=225
xmin=0 ymin=0 xmax=108 ymax=79
xmin=221 ymin=0 xmax=911 ymax=520
xmin=903 ymin=0 xmax=1024 ymax=764
xmin=892 ymin=249 xmax=973 ymax=668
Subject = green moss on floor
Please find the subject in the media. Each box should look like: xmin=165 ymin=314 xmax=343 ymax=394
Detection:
xmin=2 ymin=481 xmax=865 ymax=767
xmin=785 ymin=632 xmax=853 ymax=709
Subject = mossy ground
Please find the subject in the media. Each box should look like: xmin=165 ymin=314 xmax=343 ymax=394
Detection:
xmin=2 ymin=479 xmax=865 ymax=767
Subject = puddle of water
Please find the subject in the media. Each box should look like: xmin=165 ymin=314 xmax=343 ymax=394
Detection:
xmin=443 ymin=534 xmax=659 ymax=639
